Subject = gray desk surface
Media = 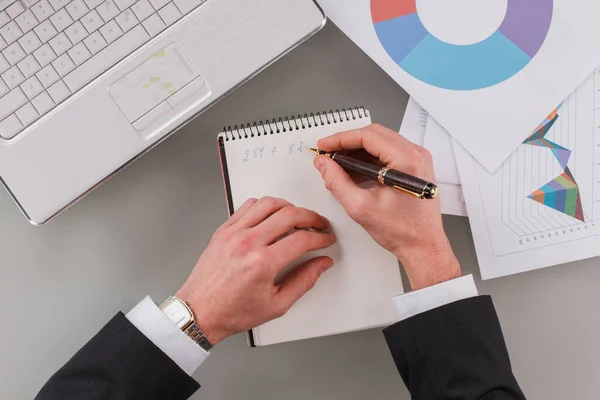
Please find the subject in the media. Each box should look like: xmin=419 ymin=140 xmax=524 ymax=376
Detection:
xmin=1 ymin=22 xmax=599 ymax=400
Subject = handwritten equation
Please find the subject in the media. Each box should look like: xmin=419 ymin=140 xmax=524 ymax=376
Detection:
xmin=243 ymin=141 xmax=310 ymax=163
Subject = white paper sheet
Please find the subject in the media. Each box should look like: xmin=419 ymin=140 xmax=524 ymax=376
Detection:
xmin=317 ymin=0 xmax=600 ymax=172
xmin=400 ymin=98 xmax=467 ymax=217
xmin=424 ymin=117 xmax=461 ymax=186
xmin=398 ymin=97 xmax=428 ymax=146
xmin=454 ymin=71 xmax=600 ymax=279
xmin=221 ymin=112 xmax=403 ymax=346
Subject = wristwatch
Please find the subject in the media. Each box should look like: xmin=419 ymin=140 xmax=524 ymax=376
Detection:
xmin=159 ymin=296 xmax=213 ymax=352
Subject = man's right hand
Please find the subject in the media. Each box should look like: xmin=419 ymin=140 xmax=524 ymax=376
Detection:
xmin=314 ymin=124 xmax=461 ymax=291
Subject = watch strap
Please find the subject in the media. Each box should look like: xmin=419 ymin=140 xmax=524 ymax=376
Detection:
xmin=184 ymin=322 xmax=213 ymax=352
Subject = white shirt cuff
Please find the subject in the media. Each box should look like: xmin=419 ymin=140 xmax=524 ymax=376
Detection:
xmin=393 ymin=275 xmax=479 ymax=321
xmin=125 ymin=296 xmax=209 ymax=376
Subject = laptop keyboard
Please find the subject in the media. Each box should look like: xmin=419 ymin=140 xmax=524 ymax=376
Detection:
xmin=0 ymin=0 xmax=207 ymax=140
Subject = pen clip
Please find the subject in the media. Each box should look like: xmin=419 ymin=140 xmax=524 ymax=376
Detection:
xmin=392 ymin=185 xmax=425 ymax=199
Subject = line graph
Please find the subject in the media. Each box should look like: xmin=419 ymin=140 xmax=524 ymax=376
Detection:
xmin=492 ymin=69 xmax=600 ymax=253
xmin=521 ymin=105 xmax=585 ymax=221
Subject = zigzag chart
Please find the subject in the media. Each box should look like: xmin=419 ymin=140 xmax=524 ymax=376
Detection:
xmin=523 ymin=106 xmax=585 ymax=222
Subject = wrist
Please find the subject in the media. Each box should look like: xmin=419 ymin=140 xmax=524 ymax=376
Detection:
xmin=396 ymin=236 xmax=462 ymax=291
xmin=175 ymin=287 xmax=227 ymax=346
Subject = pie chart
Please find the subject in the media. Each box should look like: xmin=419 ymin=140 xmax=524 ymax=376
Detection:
xmin=371 ymin=0 xmax=554 ymax=90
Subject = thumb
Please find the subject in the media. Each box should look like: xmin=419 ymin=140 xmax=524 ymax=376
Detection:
xmin=276 ymin=256 xmax=334 ymax=312
xmin=314 ymin=156 xmax=367 ymax=208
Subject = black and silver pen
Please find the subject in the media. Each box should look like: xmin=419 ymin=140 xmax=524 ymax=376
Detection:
xmin=309 ymin=148 xmax=438 ymax=200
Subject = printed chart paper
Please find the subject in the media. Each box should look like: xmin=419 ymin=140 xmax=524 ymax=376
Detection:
xmin=424 ymin=117 xmax=461 ymax=186
xmin=317 ymin=0 xmax=600 ymax=172
xmin=400 ymin=98 xmax=467 ymax=216
xmin=454 ymin=71 xmax=600 ymax=279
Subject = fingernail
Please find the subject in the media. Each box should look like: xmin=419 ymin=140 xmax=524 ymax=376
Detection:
xmin=321 ymin=257 xmax=334 ymax=272
xmin=314 ymin=157 xmax=326 ymax=173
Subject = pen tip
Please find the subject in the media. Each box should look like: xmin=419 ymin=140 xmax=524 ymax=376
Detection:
xmin=309 ymin=147 xmax=319 ymax=155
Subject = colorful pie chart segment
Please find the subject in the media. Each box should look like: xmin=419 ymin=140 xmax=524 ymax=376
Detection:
xmin=371 ymin=0 xmax=554 ymax=90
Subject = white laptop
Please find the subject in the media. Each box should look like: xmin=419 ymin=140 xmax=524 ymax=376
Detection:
xmin=0 ymin=0 xmax=325 ymax=224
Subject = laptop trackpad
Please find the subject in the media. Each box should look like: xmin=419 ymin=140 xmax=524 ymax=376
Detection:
xmin=109 ymin=43 xmax=199 ymax=124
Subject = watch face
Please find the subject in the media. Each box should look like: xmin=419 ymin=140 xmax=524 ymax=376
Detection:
xmin=161 ymin=298 xmax=193 ymax=329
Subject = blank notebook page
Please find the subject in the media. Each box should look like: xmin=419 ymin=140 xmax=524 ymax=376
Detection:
xmin=219 ymin=109 xmax=403 ymax=346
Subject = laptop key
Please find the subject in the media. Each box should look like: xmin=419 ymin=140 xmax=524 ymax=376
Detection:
xmin=81 ymin=9 xmax=103 ymax=32
xmin=83 ymin=31 xmax=107 ymax=54
xmin=48 ymin=0 xmax=71 ymax=12
xmin=158 ymin=3 xmax=180 ymax=26
xmin=19 ymin=31 xmax=42 ymax=54
xmin=17 ymin=54 xmax=41 ymax=77
xmin=15 ymin=9 xmax=38 ymax=33
xmin=64 ymin=21 xmax=87 ymax=44
xmin=52 ymin=53 xmax=75 ymax=76
xmin=0 ymin=113 xmax=23 ymax=139
xmin=67 ymin=42 xmax=91 ymax=65
xmin=65 ymin=0 xmax=89 ymax=21
xmin=31 ymin=90 xmax=55 ymax=114
xmin=97 ymin=0 xmax=119 ymax=22
xmin=0 ymin=87 xmax=27 ymax=120
xmin=15 ymin=101 xmax=38 ymax=126
xmin=0 ymin=21 xmax=23 ymax=45
xmin=6 ymin=1 xmax=24 ymax=19
xmin=47 ymin=79 xmax=70 ymax=102
xmin=36 ymin=64 xmax=59 ymax=87
xmin=21 ymin=0 xmax=40 ymax=8
xmin=99 ymin=19 xmax=122 ymax=43
xmin=3 ymin=41 xmax=26 ymax=65
xmin=114 ymin=0 xmax=134 ymax=12
xmin=148 ymin=0 xmax=168 ymax=11
xmin=31 ymin=0 xmax=53 ymax=22
xmin=131 ymin=0 xmax=152 ymax=21
xmin=2 ymin=65 xmax=25 ymax=88
xmin=141 ymin=13 xmax=165 ymax=37
xmin=49 ymin=32 xmax=73 ymax=56
xmin=21 ymin=75 xmax=43 ymax=99
xmin=33 ymin=20 xmax=57 ymax=43
xmin=173 ymin=0 xmax=207 ymax=15
xmin=115 ymin=8 xmax=138 ymax=32
xmin=84 ymin=0 xmax=103 ymax=9
xmin=33 ymin=43 xmax=57 ymax=67
xmin=49 ymin=8 xmax=73 ymax=32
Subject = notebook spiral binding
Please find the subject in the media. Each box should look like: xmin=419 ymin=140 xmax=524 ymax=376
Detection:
xmin=222 ymin=107 xmax=369 ymax=141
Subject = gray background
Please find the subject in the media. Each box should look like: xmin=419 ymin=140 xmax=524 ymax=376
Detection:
xmin=1 ymin=23 xmax=599 ymax=400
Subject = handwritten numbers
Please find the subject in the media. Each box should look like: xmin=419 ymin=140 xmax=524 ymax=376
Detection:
xmin=253 ymin=147 xmax=265 ymax=159
xmin=242 ymin=142 xmax=314 ymax=162
xmin=242 ymin=148 xmax=264 ymax=162
xmin=297 ymin=141 xmax=308 ymax=152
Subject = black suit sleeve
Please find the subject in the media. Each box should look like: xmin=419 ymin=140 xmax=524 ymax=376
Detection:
xmin=36 ymin=312 xmax=200 ymax=400
xmin=384 ymin=296 xmax=525 ymax=400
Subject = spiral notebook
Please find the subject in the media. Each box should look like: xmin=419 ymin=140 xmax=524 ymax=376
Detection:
xmin=217 ymin=108 xmax=403 ymax=347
